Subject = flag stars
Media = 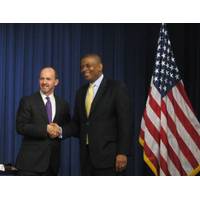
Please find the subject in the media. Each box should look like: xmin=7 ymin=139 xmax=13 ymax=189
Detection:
xmin=157 ymin=53 xmax=160 ymax=57
xmin=162 ymin=53 xmax=166 ymax=58
xmin=153 ymin=25 xmax=181 ymax=96
xmin=161 ymin=69 xmax=165 ymax=74
xmin=175 ymin=67 xmax=179 ymax=72
xmin=156 ymin=61 xmax=160 ymax=66
xmin=175 ymin=74 xmax=179 ymax=80
xmin=155 ymin=68 xmax=159 ymax=73
xmin=154 ymin=76 xmax=158 ymax=82
xmin=170 ymin=65 xmax=174 ymax=70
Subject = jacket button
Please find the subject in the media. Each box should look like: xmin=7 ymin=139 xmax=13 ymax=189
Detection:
xmin=86 ymin=122 xmax=90 ymax=126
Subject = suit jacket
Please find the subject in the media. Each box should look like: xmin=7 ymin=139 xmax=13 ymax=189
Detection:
xmin=70 ymin=78 xmax=132 ymax=170
xmin=15 ymin=92 xmax=70 ymax=174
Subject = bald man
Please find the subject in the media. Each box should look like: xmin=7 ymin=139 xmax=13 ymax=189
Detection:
xmin=66 ymin=54 xmax=132 ymax=175
xmin=16 ymin=66 xmax=71 ymax=175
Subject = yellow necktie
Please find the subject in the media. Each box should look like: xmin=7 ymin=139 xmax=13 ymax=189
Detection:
xmin=85 ymin=83 xmax=94 ymax=145
xmin=85 ymin=83 xmax=94 ymax=117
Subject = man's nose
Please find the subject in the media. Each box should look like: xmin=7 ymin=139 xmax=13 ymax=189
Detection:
xmin=42 ymin=79 xmax=47 ymax=84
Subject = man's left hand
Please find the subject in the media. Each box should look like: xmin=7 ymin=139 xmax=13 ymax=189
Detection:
xmin=47 ymin=123 xmax=62 ymax=138
xmin=115 ymin=154 xmax=127 ymax=172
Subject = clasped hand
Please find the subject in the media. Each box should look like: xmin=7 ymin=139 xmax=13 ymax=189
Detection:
xmin=47 ymin=123 xmax=61 ymax=138
xmin=115 ymin=154 xmax=127 ymax=172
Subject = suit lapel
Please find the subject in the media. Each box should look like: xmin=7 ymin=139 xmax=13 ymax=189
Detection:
xmin=53 ymin=96 xmax=60 ymax=122
xmin=35 ymin=92 xmax=49 ymax=123
xmin=81 ymin=84 xmax=89 ymax=120
xmin=89 ymin=78 xmax=107 ymax=118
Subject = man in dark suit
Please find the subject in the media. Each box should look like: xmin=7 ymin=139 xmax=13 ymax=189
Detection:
xmin=67 ymin=54 xmax=132 ymax=175
xmin=16 ymin=66 xmax=71 ymax=175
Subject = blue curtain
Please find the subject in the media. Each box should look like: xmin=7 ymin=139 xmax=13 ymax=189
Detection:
xmin=0 ymin=23 xmax=199 ymax=175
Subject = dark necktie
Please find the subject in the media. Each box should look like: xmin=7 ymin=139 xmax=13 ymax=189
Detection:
xmin=46 ymin=96 xmax=52 ymax=123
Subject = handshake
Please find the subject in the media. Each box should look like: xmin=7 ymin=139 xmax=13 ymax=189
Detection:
xmin=47 ymin=123 xmax=62 ymax=139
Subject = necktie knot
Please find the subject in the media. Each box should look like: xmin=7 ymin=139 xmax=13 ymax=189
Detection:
xmin=89 ymin=83 xmax=94 ymax=89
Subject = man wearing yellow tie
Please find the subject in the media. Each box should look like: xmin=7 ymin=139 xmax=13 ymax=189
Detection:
xmin=69 ymin=54 xmax=132 ymax=175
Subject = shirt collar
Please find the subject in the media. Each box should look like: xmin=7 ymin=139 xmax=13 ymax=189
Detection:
xmin=40 ymin=91 xmax=54 ymax=101
xmin=91 ymin=74 xmax=104 ymax=87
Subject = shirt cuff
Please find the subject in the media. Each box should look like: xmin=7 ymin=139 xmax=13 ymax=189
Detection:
xmin=58 ymin=126 xmax=63 ymax=139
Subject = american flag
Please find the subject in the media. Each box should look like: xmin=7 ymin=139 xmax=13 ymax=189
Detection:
xmin=139 ymin=23 xmax=200 ymax=176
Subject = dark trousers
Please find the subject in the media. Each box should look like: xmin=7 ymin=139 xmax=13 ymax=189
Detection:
xmin=81 ymin=146 xmax=126 ymax=176
xmin=17 ymin=166 xmax=57 ymax=176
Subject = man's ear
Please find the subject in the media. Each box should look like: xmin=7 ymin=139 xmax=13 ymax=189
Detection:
xmin=99 ymin=64 xmax=103 ymax=71
xmin=55 ymin=79 xmax=59 ymax=86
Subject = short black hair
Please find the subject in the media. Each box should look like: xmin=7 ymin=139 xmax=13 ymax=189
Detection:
xmin=39 ymin=66 xmax=59 ymax=79
xmin=80 ymin=53 xmax=102 ymax=64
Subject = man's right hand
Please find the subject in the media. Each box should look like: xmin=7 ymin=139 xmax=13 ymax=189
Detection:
xmin=47 ymin=123 xmax=61 ymax=138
